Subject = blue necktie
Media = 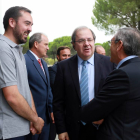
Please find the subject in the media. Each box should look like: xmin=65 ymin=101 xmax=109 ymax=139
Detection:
xmin=80 ymin=61 xmax=89 ymax=106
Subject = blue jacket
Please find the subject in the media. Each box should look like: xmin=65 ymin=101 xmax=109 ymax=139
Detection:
xmin=24 ymin=50 xmax=53 ymax=123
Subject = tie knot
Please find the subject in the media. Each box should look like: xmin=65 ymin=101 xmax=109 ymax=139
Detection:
xmin=82 ymin=60 xmax=87 ymax=66
xmin=38 ymin=59 xmax=41 ymax=64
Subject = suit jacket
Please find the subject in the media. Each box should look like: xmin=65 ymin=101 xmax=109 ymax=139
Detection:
xmin=24 ymin=50 xmax=53 ymax=123
xmin=53 ymin=53 xmax=115 ymax=140
xmin=80 ymin=57 xmax=140 ymax=140
xmin=48 ymin=63 xmax=57 ymax=90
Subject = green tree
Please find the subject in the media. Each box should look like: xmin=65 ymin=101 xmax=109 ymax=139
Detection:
xmin=48 ymin=36 xmax=76 ymax=62
xmin=22 ymin=36 xmax=30 ymax=54
xmin=92 ymin=0 xmax=140 ymax=34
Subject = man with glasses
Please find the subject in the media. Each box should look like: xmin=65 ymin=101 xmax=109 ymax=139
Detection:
xmin=80 ymin=27 xmax=140 ymax=140
xmin=53 ymin=26 xmax=115 ymax=140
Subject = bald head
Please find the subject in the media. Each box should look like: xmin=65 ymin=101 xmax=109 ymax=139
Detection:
xmin=95 ymin=46 xmax=106 ymax=55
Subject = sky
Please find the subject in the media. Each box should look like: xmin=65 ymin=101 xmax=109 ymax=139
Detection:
xmin=0 ymin=0 xmax=113 ymax=44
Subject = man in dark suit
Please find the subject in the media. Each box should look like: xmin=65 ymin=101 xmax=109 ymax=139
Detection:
xmin=48 ymin=46 xmax=71 ymax=140
xmin=24 ymin=33 xmax=53 ymax=140
xmin=49 ymin=46 xmax=71 ymax=89
xmin=53 ymin=26 xmax=115 ymax=140
xmin=80 ymin=27 xmax=140 ymax=140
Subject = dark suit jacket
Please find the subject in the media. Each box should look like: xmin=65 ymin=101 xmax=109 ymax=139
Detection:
xmin=80 ymin=57 xmax=140 ymax=140
xmin=53 ymin=53 xmax=115 ymax=140
xmin=48 ymin=63 xmax=57 ymax=90
xmin=24 ymin=50 xmax=53 ymax=123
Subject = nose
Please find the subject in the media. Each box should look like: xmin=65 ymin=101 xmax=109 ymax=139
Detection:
xmin=84 ymin=39 xmax=90 ymax=45
xmin=47 ymin=46 xmax=49 ymax=50
xmin=66 ymin=55 xmax=69 ymax=59
xmin=28 ymin=25 xmax=32 ymax=32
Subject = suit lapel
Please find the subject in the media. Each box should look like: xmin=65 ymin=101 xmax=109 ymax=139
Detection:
xmin=94 ymin=53 xmax=102 ymax=96
xmin=68 ymin=54 xmax=105 ymax=100
xmin=26 ymin=50 xmax=48 ymax=85
xmin=69 ymin=55 xmax=81 ymax=101
xmin=42 ymin=60 xmax=49 ymax=84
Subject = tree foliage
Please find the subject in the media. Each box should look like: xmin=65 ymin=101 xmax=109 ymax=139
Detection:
xmin=47 ymin=36 xmax=76 ymax=62
xmin=92 ymin=0 xmax=140 ymax=34
xmin=22 ymin=36 xmax=30 ymax=54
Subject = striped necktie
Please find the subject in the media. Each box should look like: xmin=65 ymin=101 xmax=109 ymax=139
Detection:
xmin=80 ymin=60 xmax=89 ymax=106
xmin=38 ymin=59 xmax=44 ymax=70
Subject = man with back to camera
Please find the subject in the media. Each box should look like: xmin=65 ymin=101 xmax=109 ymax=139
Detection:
xmin=49 ymin=46 xmax=71 ymax=90
xmin=80 ymin=27 xmax=140 ymax=140
xmin=0 ymin=6 xmax=44 ymax=140
xmin=53 ymin=26 xmax=115 ymax=140
xmin=95 ymin=45 xmax=106 ymax=55
xmin=24 ymin=33 xmax=53 ymax=140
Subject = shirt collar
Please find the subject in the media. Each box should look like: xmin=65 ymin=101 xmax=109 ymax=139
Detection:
xmin=77 ymin=54 xmax=94 ymax=66
xmin=0 ymin=34 xmax=24 ymax=48
xmin=29 ymin=50 xmax=40 ymax=60
xmin=116 ymin=55 xmax=138 ymax=69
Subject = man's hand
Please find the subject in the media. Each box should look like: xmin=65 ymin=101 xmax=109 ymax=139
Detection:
xmin=30 ymin=122 xmax=37 ymax=135
xmin=51 ymin=112 xmax=55 ymax=123
xmin=93 ymin=119 xmax=104 ymax=125
xmin=58 ymin=132 xmax=69 ymax=140
xmin=33 ymin=117 xmax=44 ymax=134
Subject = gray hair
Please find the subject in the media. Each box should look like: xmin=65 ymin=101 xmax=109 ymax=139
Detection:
xmin=71 ymin=26 xmax=96 ymax=43
xmin=29 ymin=33 xmax=42 ymax=49
xmin=114 ymin=27 xmax=140 ymax=56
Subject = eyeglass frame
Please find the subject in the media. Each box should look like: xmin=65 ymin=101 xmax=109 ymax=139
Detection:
xmin=74 ymin=38 xmax=94 ymax=44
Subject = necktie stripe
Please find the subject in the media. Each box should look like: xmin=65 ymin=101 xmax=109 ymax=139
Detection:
xmin=80 ymin=60 xmax=89 ymax=107
xmin=80 ymin=84 xmax=88 ymax=91
xmin=80 ymin=77 xmax=88 ymax=85
xmin=80 ymin=60 xmax=89 ymax=125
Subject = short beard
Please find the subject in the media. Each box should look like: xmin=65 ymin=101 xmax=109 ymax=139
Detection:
xmin=13 ymin=25 xmax=27 ymax=44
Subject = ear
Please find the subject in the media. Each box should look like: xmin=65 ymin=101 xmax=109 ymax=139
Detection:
xmin=117 ymin=41 xmax=123 ymax=52
xmin=57 ymin=55 xmax=59 ymax=60
xmin=9 ymin=18 xmax=16 ymax=28
xmin=34 ymin=41 xmax=38 ymax=49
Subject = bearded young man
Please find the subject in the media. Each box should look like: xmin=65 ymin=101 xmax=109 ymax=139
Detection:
xmin=0 ymin=6 xmax=44 ymax=140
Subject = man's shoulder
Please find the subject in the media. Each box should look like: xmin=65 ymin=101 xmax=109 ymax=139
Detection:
xmin=49 ymin=63 xmax=57 ymax=71
xmin=24 ymin=52 xmax=31 ymax=61
xmin=95 ymin=53 xmax=114 ymax=64
xmin=24 ymin=52 xmax=28 ymax=58
xmin=95 ymin=53 xmax=110 ymax=60
xmin=0 ymin=38 xmax=11 ymax=52
xmin=95 ymin=53 xmax=116 ymax=70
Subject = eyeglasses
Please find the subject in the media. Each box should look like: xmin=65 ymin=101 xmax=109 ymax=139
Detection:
xmin=108 ymin=39 xmax=120 ymax=46
xmin=74 ymin=38 xmax=94 ymax=44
